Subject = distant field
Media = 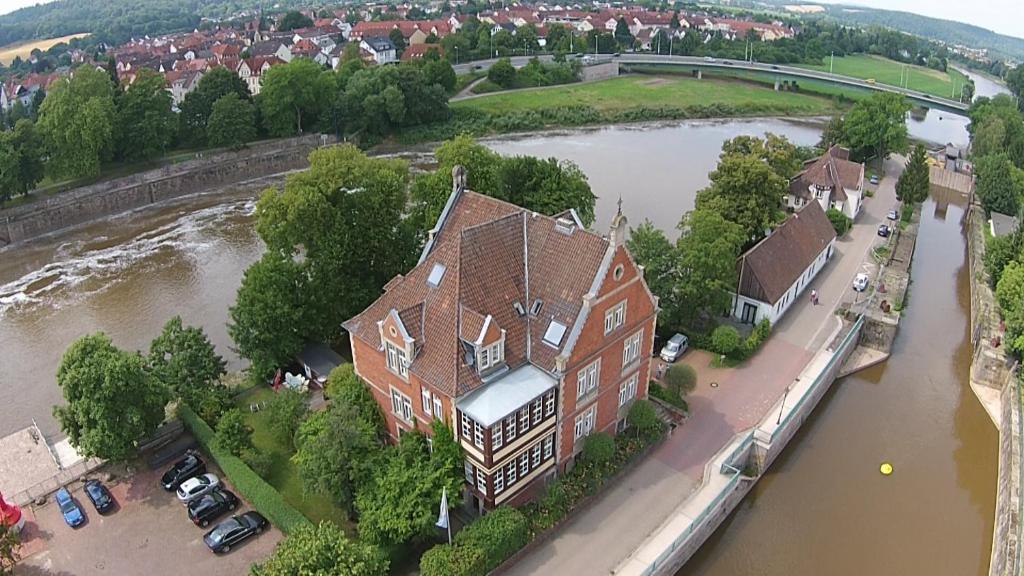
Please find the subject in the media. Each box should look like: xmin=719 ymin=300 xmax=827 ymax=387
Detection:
xmin=796 ymin=54 xmax=969 ymax=100
xmin=0 ymin=33 xmax=90 ymax=65
xmin=453 ymin=75 xmax=840 ymax=116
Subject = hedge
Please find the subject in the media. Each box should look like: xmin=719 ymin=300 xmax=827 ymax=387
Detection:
xmin=453 ymin=507 xmax=530 ymax=572
xmin=179 ymin=404 xmax=312 ymax=535
xmin=419 ymin=542 xmax=486 ymax=576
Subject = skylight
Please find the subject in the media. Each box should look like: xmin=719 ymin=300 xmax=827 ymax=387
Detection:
xmin=427 ymin=263 xmax=446 ymax=288
xmin=542 ymin=320 xmax=567 ymax=347
xmin=530 ymin=299 xmax=543 ymax=316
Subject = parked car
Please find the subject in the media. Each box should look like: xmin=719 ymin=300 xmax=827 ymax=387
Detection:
xmin=203 ymin=512 xmax=269 ymax=554
xmin=878 ymin=224 xmax=891 ymax=237
xmin=853 ymin=273 xmax=870 ymax=292
xmin=188 ymin=488 xmax=239 ymax=528
xmin=84 ymin=479 xmax=114 ymax=514
xmin=177 ymin=474 xmax=220 ymax=504
xmin=55 ymin=487 xmax=85 ymax=527
xmin=660 ymin=333 xmax=689 ymax=363
xmin=870 ymin=175 xmax=880 ymax=185
xmin=161 ymin=451 xmax=206 ymax=491
xmin=887 ymin=209 xmax=899 ymax=221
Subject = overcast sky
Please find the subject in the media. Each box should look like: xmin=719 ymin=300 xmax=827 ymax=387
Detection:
xmin=0 ymin=0 xmax=1021 ymax=41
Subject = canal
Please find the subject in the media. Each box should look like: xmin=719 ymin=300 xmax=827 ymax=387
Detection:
xmin=0 ymin=110 xmax=998 ymax=575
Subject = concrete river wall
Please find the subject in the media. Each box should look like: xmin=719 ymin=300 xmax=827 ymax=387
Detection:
xmin=0 ymin=135 xmax=330 ymax=247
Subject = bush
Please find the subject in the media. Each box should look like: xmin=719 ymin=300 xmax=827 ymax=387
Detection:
xmin=711 ymin=326 xmax=742 ymax=356
xmin=266 ymin=389 xmax=309 ymax=449
xmin=742 ymin=318 xmax=772 ymax=357
xmin=179 ymin=405 xmax=312 ymax=535
xmin=214 ymin=408 xmax=252 ymax=457
xmin=453 ymin=507 xmax=530 ymax=572
xmin=901 ymin=204 xmax=913 ymax=223
xmin=193 ymin=385 xmax=231 ymax=426
xmin=649 ymin=383 xmax=687 ymax=412
xmin=487 ymin=58 xmax=516 ymax=89
xmin=826 ymin=208 xmax=851 ymax=236
xmin=420 ymin=543 xmax=486 ymax=576
xmin=241 ymin=448 xmax=273 ymax=477
xmin=580 ymin=433 xmax=616 ymax=467
xmin=627 ymin=399 xmax=664 ymax=440
xmin=663 ymin=364 xmax=696 ymax=397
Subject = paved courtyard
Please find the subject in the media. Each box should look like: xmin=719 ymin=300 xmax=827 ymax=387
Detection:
xmin=504 ymin=159 xmax=900 ymax=576
xmin=17 ymin=466 xmax=281 ymax=576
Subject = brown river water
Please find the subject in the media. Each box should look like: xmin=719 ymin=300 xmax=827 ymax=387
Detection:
xmin=0 ymin=113 xmax=996 ymax=575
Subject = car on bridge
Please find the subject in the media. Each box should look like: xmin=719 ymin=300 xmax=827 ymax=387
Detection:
xmin=704 ymin=56 xmax=715 ymax=62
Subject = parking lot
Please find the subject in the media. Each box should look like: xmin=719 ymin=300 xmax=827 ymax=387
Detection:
xmin=17 ymin=465 xmax=281 ymax=575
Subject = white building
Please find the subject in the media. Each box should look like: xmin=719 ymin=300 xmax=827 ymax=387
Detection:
xmin=360 ymin=37 xmax=397 ymax=65
xmin=786 ymin=145 xmax=865 ymax=221
xmin=732 ymin=201 xmax=837 ymax=326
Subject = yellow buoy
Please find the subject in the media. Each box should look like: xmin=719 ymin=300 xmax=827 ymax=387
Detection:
xmin=880 ymin=462 xmax=893 ymax=476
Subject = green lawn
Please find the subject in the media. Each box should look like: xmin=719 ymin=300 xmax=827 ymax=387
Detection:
xmin=235 ymin=387 xmax=353 ymax=531
xmin=796 ymin=54 xmax=969 ymax=100
xmin=453 ymin=75 xmax=841 ymax=116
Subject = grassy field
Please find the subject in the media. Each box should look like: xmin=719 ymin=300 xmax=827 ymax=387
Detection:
xmin=796 ymin=54 xmax=969 ymax=100
xmin=0 ymin=33 xmax=90 ymax=64
xmin=453 ymin=74 xmax=841 ymax=116
xmin=235 ymin=387 xmax=353 ymax=531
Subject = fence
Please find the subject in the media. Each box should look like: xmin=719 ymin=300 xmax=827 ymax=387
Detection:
xmin=9 ymin=457 xmax=105 ymax=507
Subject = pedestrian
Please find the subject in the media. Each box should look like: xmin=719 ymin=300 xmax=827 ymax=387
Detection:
xmin=810 ymin=290 xmax=818 ymax=306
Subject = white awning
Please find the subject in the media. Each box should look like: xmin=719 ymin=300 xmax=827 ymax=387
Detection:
xmin=457 ymin=364 xmax=557 ymax=427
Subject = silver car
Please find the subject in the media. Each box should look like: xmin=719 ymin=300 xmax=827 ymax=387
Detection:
xmin=177 ymin=474 xmax=220 ymax=504
xmin=853 ymin=273 xmax=870 ymax=292
xmin=660 ymin=334 xmax=689 ymax=363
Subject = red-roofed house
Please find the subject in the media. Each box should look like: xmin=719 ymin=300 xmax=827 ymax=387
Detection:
xmin=400 ymin=43 xmax=444 ymax=62
xmin=343 ymin=170 xmax=659 ymax=512
xmin=236 ymin=56 xmax=285 ymax=96
xmin=787 ymin=145 xmax=865 ymax=219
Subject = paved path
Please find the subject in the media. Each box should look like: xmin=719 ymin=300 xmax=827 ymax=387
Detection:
xmin=504 ymin=160 xmax=900 ymax=576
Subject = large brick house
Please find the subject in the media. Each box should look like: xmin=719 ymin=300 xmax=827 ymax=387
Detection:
xmin=343 ymin=168 xmax=659 ymax=511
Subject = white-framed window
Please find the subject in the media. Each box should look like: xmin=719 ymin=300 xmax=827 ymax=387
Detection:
xmin=619 ymin=373 xmax=639 ymax=407
xmin=433 ymin=396 xmax=444 ymax=421
xmin=576 ymin=359 xmax=600 ymax=399
xmin=574 ymin=405 xmax=597 ymax=440
xmin=421 ymin=388 xmax=433 ymax=417
xmin=478 ymin=341 xmax=504 ymax=371
xmin=519 ymin=452 xmax=529 ymax=477
xmin=385 ymin=340 xmax=408 ymax=378
xmin=532 ymin=398 xmax=543 ymax=424
xmin=473 ymin=421 xmax=484 ymax=449
xmin=426 ymin=436 xmax=433 ymax=453
xmin=507 ymin=461 xmax=517 ymax=485
xmin=543 ymin=434 xmax=554 ymax=459
xmin=604 ymin=301 xmax=627 ymax=334
xmin=623 ymin=329 xmax=643 ymax=367
xmin=519 ymin=407 xmax=530 ymax=433
xmin=492 ymin=423 xmax=503 ymax=450
xmin=544 ymin=390 xmax=556 ymax=417
xmin=506 ymin=415 xmax=517 ymax=442
xmin=531 ymin=443 xmax=541 ymax=467
xmin=494 ymin=470 xmax=505 ymax=494
xmin=464 ymin=460 xmax=474 ymax=484
xmin=476 ymin=469 xmax=487 ymax=493
xmin=391 ymin=388 xmax=413 ymax=422
xmin=461 ymin=412 xmax=472 ymax=440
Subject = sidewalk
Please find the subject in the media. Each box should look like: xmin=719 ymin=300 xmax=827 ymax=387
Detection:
xmin=503 ymin=160 xmax=900 ymax=576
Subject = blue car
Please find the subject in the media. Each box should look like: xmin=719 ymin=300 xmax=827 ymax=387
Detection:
xmin=55 ymin=487 xmax=85 ymax=527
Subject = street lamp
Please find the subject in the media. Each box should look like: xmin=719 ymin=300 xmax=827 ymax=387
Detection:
xmin=455 ymin=45 xmax=459 ymax=65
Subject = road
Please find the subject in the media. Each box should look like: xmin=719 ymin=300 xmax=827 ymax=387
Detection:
xmin=452 ymin=54 xmax=968 ymax=113
xmin=502 ymin=160 xmax=901 ymax=576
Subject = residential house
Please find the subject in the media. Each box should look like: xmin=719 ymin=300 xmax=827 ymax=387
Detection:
xmin=787 ymin=145 xmax=865 ymax=220
xmin=343 ymin=169 xmax=659 ymax=512
xmin=236 ymin=56 xmax=284 ymax=96
xmin=165 ymin=69 xmax=204 ymax=109
xmin=250 ymin=40 xmax=293 ymax=63
xmin=401 ymin=43 xmax=444 ymax=62
xmin=732 ymin=201 xmax=836 ymax=325
xmin=360 ymin=37 xmax=397 ymax=65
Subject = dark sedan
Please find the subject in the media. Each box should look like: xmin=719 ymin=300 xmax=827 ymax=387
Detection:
xmin=84 ymin=479 xmax=115 ymax=514
xmin=188 ymin=489 xmax=239 ymax=528
xmin=161 ymin=451 xmax=206 ymax=491
xmin=203 ymin=512 xmax=269 ymax=554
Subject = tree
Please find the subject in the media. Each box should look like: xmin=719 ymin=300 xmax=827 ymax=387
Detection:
xmin=228 ymin=252 xmax=313 ymax=378
xmin=627 ymin=399 xmax=664 ymax=439
xmin=676 ymin=209 xmax=746 ymax=323
xmin=54 ymin=333 xmax=170 ymax=461
xmin=116 ymin=68 xmax=175 ymax=161
xmin=487 ymin=57 xmax=516 ymax=89
xmin=266 ymin=389 xmax=308 ymax=448
xmin=0 ymin=118 xmax=44 ymax=201
xmin=996 ymin=261 xmax=1024 ymax=356
xmin=259 ymin=58 xmax=334 ymax=136
xmin=841 ymin=92 xmax=911 ymax=162
xmin=975 ymin=153 xmax=1023 ymax=216
xmin=179 ymin=67 xmax=251 ymax=145
xmin=214 ymin=408 xmax=252 ymax=457
xmin=0 ymin=521 xmax=18 ymax=575
xmin=37 ymin=66 xmax=115 ymax=178
xmin=148 ymin=316 xmax=226 ymax=409
xmin=819 ymin=115 xmax=845 ymax=148
xmin=826 ymin=208 xmax=852 ymax=235
xmin=613 ymin=17 xmax=633 ymax=49
xmin=581 ymin=432 xmax=615 ymax=466
xmin=252 ymin=522 xmax=388 ymax=576
xmin=389 ymin=28 xmax=408 ymax=57
xmin=278 ymin=10 xmax=313 ymax=32
xmin=423 ymin=58 xmax=457 ymax=92
xmin=696 ymin=152 xmax=785 ymax=242
xmin=711 ymin=325 xmax=742 ymax=356
xmin=663 ymin=364 xmax=697 ymax=397
xmin=895 ymin=144 xmax=930 ymax=204
xmin=207 ymin=93 xmax=256 ymax=149
xmin=325 ymin=364 xmax=387 ymax=437
xmin=720 ymin=133 xmax=803 ymax=179
xmin=984 ymin=232 xmax=1021 ymax=285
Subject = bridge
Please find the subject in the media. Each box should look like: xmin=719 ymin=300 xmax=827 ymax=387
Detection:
xmin=452 ymin=54 xmax=970 ymax=115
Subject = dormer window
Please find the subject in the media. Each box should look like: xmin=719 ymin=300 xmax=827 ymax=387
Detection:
xmin=385 ymin=340 xmax=408 ymax=378
xmin=478 ymin=341 xmax=504 ymax=371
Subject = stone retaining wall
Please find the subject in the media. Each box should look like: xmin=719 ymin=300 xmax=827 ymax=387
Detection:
xmin=0 ymin=135 xmax=330 ymax=247
xmin=990 ymin=370 xmax=1022 ymax=576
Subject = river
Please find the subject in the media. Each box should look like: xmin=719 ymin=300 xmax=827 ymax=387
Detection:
xmin=0 ymin=111 xmax=996 ymax=574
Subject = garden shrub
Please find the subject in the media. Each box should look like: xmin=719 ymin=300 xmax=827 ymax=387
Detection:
xmin=711 ymin=325 xmax=742 ymax=356
xmin=241 ymin=448 xmax=273 ymax=477
xmin=265 ymin=389 xmax=309 ymax=449
xmin=420 ymin=543 xmax=486 ymax=576
xmin=179 ymin=404 xmax=312 ymax=535
xmin=580 ymin=433 xmax=616 ymax=467
xmin=826 ymin=208 xmax=851 ymax=235
xmin=649 ymin=382 xmax=688 ymax=412
xmin=454 ymin=507 xmax=530 ymax=572
xmin=214 ymin=408 xmax=252 ymax=457
xmin=627 ymin=399 xmax=664 ymax=440
xmin=663 ymin=365 xmax=697 ymax=397
xmin=742 ymin=319 xmax=772 ymax=357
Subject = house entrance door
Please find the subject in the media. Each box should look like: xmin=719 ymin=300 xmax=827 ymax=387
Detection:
xmin=741 ymin=303 xmax=757 ymax=324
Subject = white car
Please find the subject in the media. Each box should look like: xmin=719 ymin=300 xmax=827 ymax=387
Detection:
xmin=853 ymin=273 xmax=870 ymax=292
xmin=177 ymin=473 xmax=220 ymax=503
xmin=660 ymin=333 xmax=689 ymax=363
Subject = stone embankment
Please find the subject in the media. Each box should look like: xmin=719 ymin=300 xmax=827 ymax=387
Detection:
xmin=0 ymin=135 xmax=332 ymax=247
